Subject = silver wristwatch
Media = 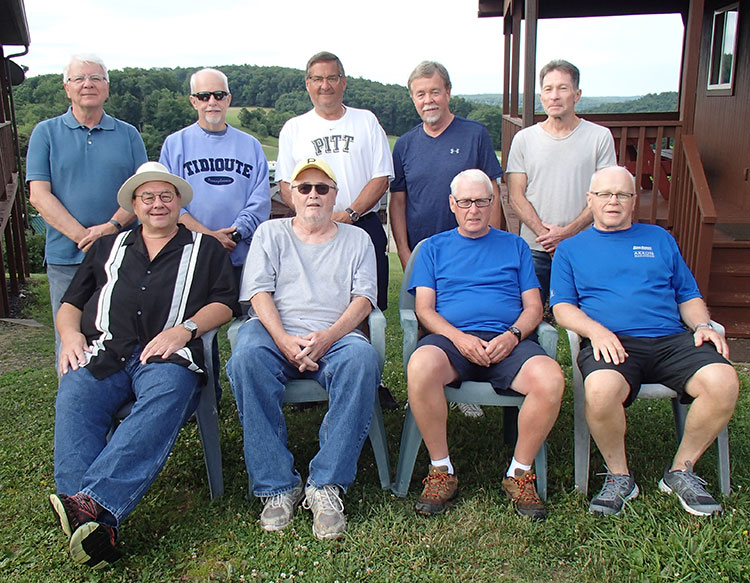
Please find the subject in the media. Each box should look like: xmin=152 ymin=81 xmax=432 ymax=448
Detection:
xmin=345 ymin=207 xmax=360 ymax=222
xmin=182 ymin=319 xmax=198 ymax=340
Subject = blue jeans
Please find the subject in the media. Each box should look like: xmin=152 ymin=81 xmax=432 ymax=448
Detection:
xmin=47 ymin=263 xmax=80 ymax=365
xmin=226 ymin=319 xmax=379 ymax=497
xmin=54 ymin=351 xmax=200 ymax=526
xmin=531 ymin=250 xmax=551 ymax=306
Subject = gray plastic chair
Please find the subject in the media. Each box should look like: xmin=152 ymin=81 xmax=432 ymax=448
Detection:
xmin=227 ymin=309 xmax=391 ymax=491
xmin=112 ymin=328 xmax=224 ymax=499
xmin=391 ymin=240 xmax=558 ymax=499
xmin=567 ymin=327 xmax=731 ymax=496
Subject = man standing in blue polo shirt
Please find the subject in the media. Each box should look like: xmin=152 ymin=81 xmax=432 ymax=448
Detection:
xmin=27 ymin=54 xmax=147 ymax=359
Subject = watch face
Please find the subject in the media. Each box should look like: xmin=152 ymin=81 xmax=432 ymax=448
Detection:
xmin=184 ymin=320 xmax=198 ymax=332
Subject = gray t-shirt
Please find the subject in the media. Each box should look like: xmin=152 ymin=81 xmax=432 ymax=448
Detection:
xmin=506 ymin=119 xmax=616 ymax=251
xmin=241 ymin=218 xmax=377 ymax=337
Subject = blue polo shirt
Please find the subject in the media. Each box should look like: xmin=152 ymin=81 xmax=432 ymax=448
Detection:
xmin=26 ymin=107 xmax=147 ymax=265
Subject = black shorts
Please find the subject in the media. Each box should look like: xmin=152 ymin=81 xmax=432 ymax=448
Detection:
xmin=577 ymin=331 xmax=731 ymax=406
xmin=417 ymin=330 xmax=547 ymax=394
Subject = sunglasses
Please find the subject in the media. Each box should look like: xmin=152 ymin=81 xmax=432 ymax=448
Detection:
xmin=292 ymin=183 xmax=335 ymax=195
xmin=191 ymin=91 xmax=229 ymax=101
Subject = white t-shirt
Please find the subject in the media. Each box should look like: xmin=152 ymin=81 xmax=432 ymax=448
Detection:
xmin=277 ymin=106 xmax=394 ymax=214
xmin=506 ymin=119 xmax=616 ymax=251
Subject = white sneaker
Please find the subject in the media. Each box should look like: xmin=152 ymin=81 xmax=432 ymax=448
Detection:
xmin=302 ymin=484 xmax=346 ymax=540
xmin=452 ymin=402 xmax=484 ymax=418
xmin=259 ymin=478 xmax=304 ymax=531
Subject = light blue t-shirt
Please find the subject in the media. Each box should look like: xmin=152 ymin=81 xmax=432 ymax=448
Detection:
xmin=408 ymin=228 xmax=539 ymax=333
xmin=26 ymin=108 xmax=147 ymax=265
xmin=550 ymin=222 xmax=701 ymax=337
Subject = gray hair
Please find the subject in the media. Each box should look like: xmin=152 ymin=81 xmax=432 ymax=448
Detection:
xmin=189 ymin=68 xmax=230 ymax=94
xmin=63 ymin=53 xmax=109 ymax=83
xmin=408 ymin=60 xmax=451 ymax=93
xmin=305 ymin=52 xmax=345 ymax=77
xmin=539 ymin=59 xmax=580 ymax=90
xmin=450 ymin=169 xmax=493 ymax=198
xmin=589 ymin=166 xmax=636 ymax=192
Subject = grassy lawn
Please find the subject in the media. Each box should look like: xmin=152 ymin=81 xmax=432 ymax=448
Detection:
xmin=0 ymin=258 xmax=748 ymax=582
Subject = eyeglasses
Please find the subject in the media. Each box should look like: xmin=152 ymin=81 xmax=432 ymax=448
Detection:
xmin=306 ymin=74 xmax=344 ymax=86
xmin=452 ymin=196 xmax=493 ymax=209
xmin=292 ymin=183 xmax=335 ymax=195
xmin=191 ymin=91 xmax=229 ymax=101
xmin=590 ymin=191 xmax=636 ymax=202
xmin=134 ymin=190 xmax=177 ymax=205
xmin=66 ymin=74 xmax=107 ymax=84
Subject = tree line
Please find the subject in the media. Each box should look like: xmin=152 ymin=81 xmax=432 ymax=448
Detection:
xmin=12 ymin=64 xmax=503 ymax=160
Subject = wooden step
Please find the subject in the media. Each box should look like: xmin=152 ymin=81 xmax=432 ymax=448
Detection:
xmin=708 ymin=291 xmax=750 ymax=307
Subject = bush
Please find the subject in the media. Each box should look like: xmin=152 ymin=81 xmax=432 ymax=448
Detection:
xmin=25 ymin=230 xmax=45 ymax=273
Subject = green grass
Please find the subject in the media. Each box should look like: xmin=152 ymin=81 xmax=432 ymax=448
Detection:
xmin=0 ymin=258 xmax=748 ymax=582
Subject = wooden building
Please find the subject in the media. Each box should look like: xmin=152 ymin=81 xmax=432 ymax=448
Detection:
xmin=0 ymin=0 xmax=30 ymax=317
xmin=479 ymin=1 xmax=750 ymax=336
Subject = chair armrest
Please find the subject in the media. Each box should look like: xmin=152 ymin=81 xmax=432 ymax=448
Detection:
xmin=400 ymin=308 xmax=418 ymax=375
xmin=711 ymin=320 xmax=725 ymax=336
xmin=368 ymin=308 xmax=386 ymax=373
xmin=536 ymin=321 xmax=558 ymax=359
xmin=227 ymin=316 xmax=249 ymax=351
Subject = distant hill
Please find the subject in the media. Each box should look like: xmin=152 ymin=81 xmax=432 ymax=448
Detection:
xmin=458 ymin=92 xmax=677 ymax=113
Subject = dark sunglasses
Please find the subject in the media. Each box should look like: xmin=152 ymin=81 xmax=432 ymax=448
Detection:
xmin=191 ymin=91 xmax=229 ymax=101
xmin=292 ymin=183 xmax=335 ymax=195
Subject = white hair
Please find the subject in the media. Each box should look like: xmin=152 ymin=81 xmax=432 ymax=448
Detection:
xmin=589 ymin=165 xmax=636 ymax=192
xmin=450 ymin=169 xmax=493 ymax=197
xmin=63 ymin=54 xmax=108 ymax=82
xmin=189 ymin=68 xmax=230 ymax=94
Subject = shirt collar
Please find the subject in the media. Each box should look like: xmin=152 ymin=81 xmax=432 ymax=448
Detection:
xmin=62 ymin=107 xmax=115 ymax=130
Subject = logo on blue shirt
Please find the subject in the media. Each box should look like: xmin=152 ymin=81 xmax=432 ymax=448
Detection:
xmin=450 ymin=148 xmax=461 ymax=154
xmin=205 ymin=176 xmax=234 ymax=186
xmin=633 ymin=245 xmax=655 ymax=258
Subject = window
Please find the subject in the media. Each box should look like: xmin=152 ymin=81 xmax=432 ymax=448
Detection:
xmin=708 ymin=4 xmax=739 ymax=93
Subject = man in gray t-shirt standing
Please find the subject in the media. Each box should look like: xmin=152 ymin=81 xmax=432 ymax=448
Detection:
xmin=227 ymin=158 xmax=379 ymax=542
xmin=506 ymin=60 xmax=615 ymax=304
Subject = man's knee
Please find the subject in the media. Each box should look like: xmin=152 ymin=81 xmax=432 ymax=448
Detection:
xmin=515 ymin=355 xmax=564 ymax=403
xmin=688 ymin=363 xmax=739 ymax=411
xmin=407 ymin=346 xmax=453 ymax=394
xmin=584 ymin=369 xmax=629 ymax=412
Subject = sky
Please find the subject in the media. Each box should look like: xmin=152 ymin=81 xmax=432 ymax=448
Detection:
xmin=9 ymin=0 xmax=686 ymax=97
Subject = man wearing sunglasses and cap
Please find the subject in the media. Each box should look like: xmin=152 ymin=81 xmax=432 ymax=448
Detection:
xmin=227 ymin=158 xmax=380 ymax=541
xmin=48 ymin=162 xmax=237 ymax=567
xmin=160 ymin=67 xmax=270 ymax=279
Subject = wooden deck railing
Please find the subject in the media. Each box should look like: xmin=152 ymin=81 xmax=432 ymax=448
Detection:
xmin=1 ymin=119 xmax=24 ymax=317
xmin=669 ymin=134 xmax=716 ymax=295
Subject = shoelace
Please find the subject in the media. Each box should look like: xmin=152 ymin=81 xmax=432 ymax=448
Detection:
xmin=510 ymin=472 xmax=540 ymax=503
xmin=262 ymin=493 xmax=287 ymax=509
xmin=670 ymin=463 xmax=711 ymax=497
xmin=421 ymin=472 xmax=452 ymax=500
xmin=69 ymin=493 xmax=99 ymax=522
xmin=304 ymin=485 xmax=343 ymax=513
xmin=595 ymin=472 xmax=632 ymax=500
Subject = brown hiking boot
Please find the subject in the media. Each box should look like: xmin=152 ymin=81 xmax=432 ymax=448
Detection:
xmin=501 ymin=468 xmax=546 ymax=519
xmin=414 ymin=465 xmax=458 ymax=516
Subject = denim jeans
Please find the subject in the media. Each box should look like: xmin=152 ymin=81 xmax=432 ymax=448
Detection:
xmin=54 ymin=350 xmax=200 ymax=526
xmin=531 ymin=250 xmax=552 ymax=306
xmin=47 ymin=263 xmax=80 ymax=365
xmin=226 ymin=318 xmax=379 ymax=497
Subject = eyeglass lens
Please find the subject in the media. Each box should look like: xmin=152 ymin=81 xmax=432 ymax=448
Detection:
xmin=454 ymin=197 xmax=492 ymax=208
xmin=295 ymin=183 xmax=332 ymax=195
xmin=136 ymin=191 xmax=176 ymax=204
xmin=192 ymin=91 xmax=229 ymax=101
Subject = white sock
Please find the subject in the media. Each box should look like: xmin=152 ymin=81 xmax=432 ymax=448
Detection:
xmin=507 ymin=457 xmax=531 ymax=478
xmin=431 ymin=456 xmax=454 ymax=475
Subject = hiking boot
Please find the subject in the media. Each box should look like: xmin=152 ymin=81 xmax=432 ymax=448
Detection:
xmin=260 ymin=478 xmax=305 ymax=531
xmin=451 ymin=402 xmax=484 ymax=418
xmin=414 ymin=465 xmax=459 ymax=516
xmin=49 ymin=492 xmax=100 ymax=539
xmin=69 ymin=521 xmax=121 ymax=569
xmin=658 ymin=461 xmax=722 ymax=516
xmin=501 ymin=468 xmax=546 ymax=519
xmin=378 ymin=385 xmax=400 ymax=411
xmin=589 ymin=471 xmax=639 ymax=516
xmin=303 ymin=484 xmax=346 ymax=540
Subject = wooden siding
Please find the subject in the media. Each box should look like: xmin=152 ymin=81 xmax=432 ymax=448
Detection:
xmin=693 ymin=0 xmax=750 ymax=218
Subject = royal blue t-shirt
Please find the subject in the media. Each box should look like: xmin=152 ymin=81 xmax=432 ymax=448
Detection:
xmin=408 ymin=228 xmax=539 ymax=333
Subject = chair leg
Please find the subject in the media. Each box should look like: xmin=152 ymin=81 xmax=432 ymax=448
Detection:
xmin=195 ymin=383 xmax=224 ymax=500
xmin=503 ymin=407 xmax=519 ymax=445
xmin=534 ymin=440 xmax=548 ymax=501
xmin=367 ymin=394 xmax=392 ymax=490
xmin=573 ymin=393 xmax=590 ymax=496
xmin=391 ymin=405 xmax=424 ymax=497
xmin=672 ymin=399 xmax=687 ymax=440
xmin=717 ymin=427 xmax=731 ymax=496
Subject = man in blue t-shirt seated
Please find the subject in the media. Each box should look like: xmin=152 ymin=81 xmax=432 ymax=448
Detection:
xmin=407 ymin=169 xmax=564 ymax=519
xmin=551 ymin=166 xmax=738 ymax=517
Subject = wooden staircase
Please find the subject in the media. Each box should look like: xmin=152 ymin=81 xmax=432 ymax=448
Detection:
xmin=707 ymin=233 xmax=750 ymax=338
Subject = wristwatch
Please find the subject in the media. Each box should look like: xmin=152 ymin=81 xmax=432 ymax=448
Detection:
xmin=345 ymin=207 xmax=360 ymax=223
xmin=109 ymin=219 xmax=123 ymax=232
xmin=508 ymin=326 xmax=522 ymax=343
xmin=182 ymin=319 xmax=198 ymax=340
xmin=694 ymin=322 xmax=714 ymax=332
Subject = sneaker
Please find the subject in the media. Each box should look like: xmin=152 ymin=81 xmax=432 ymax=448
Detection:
xmin=303 ymin=484 xmax=346 ymax=540
xmin=589 ymin=471 xmax=639 ymax=516
xmin=452 ymin=402 xmax=484 ymax=418
xmin=501 ymin=468 xmax=547 ymax=519
xmin=378 ymin=385 xmax=400 ymax=411
xmin=414 ymin=465 xmax=459 ymax=516
xmin=658 ymin=461 xmax=723 ymax=516
xmin=69 ymin=521 xmax=121 ymax=569
xmin=49 ymin=493 xmax=100 ymax=539
xmin=260 ymin=478 xmax=305 ymax=531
